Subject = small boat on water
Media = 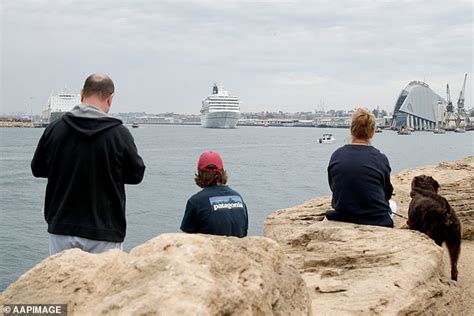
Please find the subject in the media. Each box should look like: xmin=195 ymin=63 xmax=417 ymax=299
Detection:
xmin=375 ymin=127 xmax=383 ymax=133
xmin=397 ymin=127 xmax=411 ymax=135
xmin=318 ymin=133 xmax=336 ymax=144
xmin=132 ymin=122 xmax=139 ymax=128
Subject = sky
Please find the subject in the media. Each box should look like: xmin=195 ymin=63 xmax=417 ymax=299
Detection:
xmin=1 ymin=0 xmax=472 ymax=115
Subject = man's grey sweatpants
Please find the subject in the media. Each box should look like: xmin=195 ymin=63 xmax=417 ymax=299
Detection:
xmin=49 ymin=233 xmax=123 ymax=255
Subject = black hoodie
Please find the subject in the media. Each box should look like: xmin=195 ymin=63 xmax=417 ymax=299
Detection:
xmin=31 ymin=105 xmax=145 ymax=242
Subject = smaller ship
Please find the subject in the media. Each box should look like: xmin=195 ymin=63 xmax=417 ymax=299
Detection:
xmin=318 ymin=134 xmax=336 ymax=144
xmin=41 ymin=88 xmax=81 ymax=123
xmin=132 ymin=122 xmax=139 ymax=128
xmin=375 ymin=127 xmax=383 ymax=133
xmin=433 ymin=128 xmax=446 ymax=134
xmin=397 ymin=126 xmax=411 ymax=135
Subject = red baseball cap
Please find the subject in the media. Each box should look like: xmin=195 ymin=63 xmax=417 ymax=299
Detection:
xmin=198 ymin=151 xmax=224 ymax=174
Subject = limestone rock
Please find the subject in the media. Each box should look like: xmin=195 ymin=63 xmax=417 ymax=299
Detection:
xmin=265 ymin=219 xmax=461 ymax=315
xmin=264 ymin=157 xmax=474 ymax=314
xmin=264 ymin=196 xmax=331 ymax=243
xmin=0 ymin=234 xmax=311 ymax=315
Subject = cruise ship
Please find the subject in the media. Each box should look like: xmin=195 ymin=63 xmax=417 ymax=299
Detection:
xmin=201 ymin=84 xmax=240 ymax=128
xmin=41 ymin=89 xmax=81 ymax=123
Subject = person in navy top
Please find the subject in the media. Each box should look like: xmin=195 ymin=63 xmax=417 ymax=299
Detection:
xmin=181 ymin=151 xmax=248 ymax=237
xmin=326 ymin=108 xmax=395 ymax=227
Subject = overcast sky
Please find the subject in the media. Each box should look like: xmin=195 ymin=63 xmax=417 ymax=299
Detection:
xmin=1 ymin=0 xmax=472 ymax=115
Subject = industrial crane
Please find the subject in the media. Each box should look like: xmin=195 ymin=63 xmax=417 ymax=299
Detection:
xmin=454 ymin=73 xmax=469 ymax=132
xmin=446 ymin=84 xmax=453 ymax=112
xmin=457 ymin=73 xmax=467 ymax=111
xmin=445 ymin=83 xmax=456 ymax=130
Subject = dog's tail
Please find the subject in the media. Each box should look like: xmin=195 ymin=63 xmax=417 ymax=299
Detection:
xmin=444 ymin=202 xmax=461 ymax=281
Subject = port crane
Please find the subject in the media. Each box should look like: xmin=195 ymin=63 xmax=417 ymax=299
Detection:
xmin=445 ymin=83 xmax=457 ymax=130
xmin=455 ymin=73 xmax=469 ymax=132
xmin=447 ymin=84 xmax=454 ymax=112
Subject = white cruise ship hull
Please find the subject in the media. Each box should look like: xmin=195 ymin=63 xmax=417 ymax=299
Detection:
xmin=201 ymin=111 xmax=240 ymax=128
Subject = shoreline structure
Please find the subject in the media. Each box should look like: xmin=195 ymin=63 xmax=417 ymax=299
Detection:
xmin=4 ymin=119 xmax=474 ymax=130
xmin=1 ymin=157 xmax=473 ymax=314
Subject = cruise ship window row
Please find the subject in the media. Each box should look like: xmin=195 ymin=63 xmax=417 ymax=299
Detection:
xmin=205 ymin=102 xmax=239 ymax=104
xmin=207 ymin=108 xmax=240 ymax=111
xmin=208 ymin=105 xmax=239 ymax=107
xmin=207 ymin=105 xmax=240 ymax=107
xmin=206 ymin=106 xmax=240 ymax=109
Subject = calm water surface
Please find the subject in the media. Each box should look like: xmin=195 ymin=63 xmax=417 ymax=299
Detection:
xmin=1 ymin=125 xmax=473 ymax=290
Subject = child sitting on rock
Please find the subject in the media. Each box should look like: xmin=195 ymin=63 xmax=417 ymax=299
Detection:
xmin=180 ymin=151 xmax=248 ymax=237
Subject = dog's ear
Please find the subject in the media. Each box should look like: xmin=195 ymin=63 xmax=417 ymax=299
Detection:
xmin=431 ymin=178 xmax=440 ymax=192
xmin=412 ymin=175 xmax=425 ymax=189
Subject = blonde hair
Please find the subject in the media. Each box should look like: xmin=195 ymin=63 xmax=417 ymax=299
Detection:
xmin=350 ymin=108 xmax=376 ymax=140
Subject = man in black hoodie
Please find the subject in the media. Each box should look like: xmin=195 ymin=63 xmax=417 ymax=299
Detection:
xmin=31 ymin=74 xmax=145 ymax=255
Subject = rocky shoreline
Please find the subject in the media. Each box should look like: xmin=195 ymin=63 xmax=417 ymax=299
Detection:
xmin=264 ymin=156 xmax=473 ymax=314
xmin=1 ymin=157 xmax=472 ymax=315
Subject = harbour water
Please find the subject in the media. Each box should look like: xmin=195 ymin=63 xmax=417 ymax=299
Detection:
xmin=0 ymin=125 xmax=473 ymax=291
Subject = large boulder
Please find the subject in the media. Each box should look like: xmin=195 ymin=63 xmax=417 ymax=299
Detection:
xmin=0 ymin=234 xmax=311 ymax=315
xmin=265 ymin=219 xmax=461 ymax=315
xmin=264 ymin=157 xmax=474 ymax=314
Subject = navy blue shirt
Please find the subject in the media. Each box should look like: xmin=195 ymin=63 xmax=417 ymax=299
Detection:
xmin=181 ymin=185 xmax=248 ymax=237
xmin=326 ymin=144 xmax=394 ymax=227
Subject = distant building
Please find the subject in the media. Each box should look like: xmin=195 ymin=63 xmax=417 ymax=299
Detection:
xmin=380 ymin=116 xmax=393 ymax=128
xmin=391 ymin=81 xmax=446 ymax=130
xmin=314 ymin=117 xmax=351 ymax=128
xmin=134 ymin=115 xmax=182 ymax=124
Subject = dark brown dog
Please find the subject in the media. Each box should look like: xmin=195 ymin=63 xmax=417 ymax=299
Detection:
xmin=407 ymin=175 xmax=461 ymax=281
